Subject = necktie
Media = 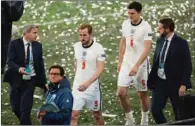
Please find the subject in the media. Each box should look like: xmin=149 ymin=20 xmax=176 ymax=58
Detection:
xmin=26 ymin=43 xmax=30 ymax=65
xmin=160 ymin=39 xmax=168 ymax=64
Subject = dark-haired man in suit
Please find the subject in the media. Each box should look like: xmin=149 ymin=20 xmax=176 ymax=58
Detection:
xmin=148 ymin=18 xmax=192 ymax=124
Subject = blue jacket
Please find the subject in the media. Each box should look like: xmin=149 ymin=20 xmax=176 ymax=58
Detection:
xmin=41 ymin=77 xmax=73 ymax=125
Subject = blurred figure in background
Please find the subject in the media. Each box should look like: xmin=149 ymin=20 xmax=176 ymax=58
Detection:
xmin=1 ymin=1 xmax=24 ymax=74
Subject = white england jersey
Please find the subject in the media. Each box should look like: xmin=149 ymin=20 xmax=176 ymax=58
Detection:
xmin=73 ymin=41 xmax=105 ymax=92
xmin=121 ymin=19 xmax=152 ymax=67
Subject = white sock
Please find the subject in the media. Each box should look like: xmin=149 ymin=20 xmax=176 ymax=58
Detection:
xmin=125 ymin=111 xmax=135 ymax=125
xmin=141 ymin=111 xmax=149 ymax=125
xmin=125 ymin=111 xmax=133 ymax=118
xmin=142 ymin=111 xmax=149 ymax=118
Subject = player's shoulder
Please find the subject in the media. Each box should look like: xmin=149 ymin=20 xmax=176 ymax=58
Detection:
xmin=122 ymin=19 xmax=129 ymax=26
xmin=141 ymin=19 xmax=151 ymax=28
xmin=93 ymin=41 xmax=104 ymax=49
xmin=73 ymin=41 xmax=81 ymax=48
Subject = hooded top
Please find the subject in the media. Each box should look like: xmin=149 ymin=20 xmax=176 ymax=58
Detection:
xmin=41 ymin=77 xmax=73 ymax=125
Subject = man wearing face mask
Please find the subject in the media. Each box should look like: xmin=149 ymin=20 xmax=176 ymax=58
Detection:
xmin=71 ymin=24 xmax=105 ymax=125
xmin=148 ymin=18 xmax=192 ymax=124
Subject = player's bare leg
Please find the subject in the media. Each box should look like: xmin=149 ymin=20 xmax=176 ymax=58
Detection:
xmin=117 ymin=86 xmax=135 ymax=125
xmin=71 ymin=110 xmax=80 ymax=125
xmin=93 ymin=110 xmax=104 ymax=125
xmin=138 ymin=91 xmax=150 ymax=125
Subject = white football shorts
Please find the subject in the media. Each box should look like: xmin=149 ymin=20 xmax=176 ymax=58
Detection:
xmin=72 ymin=90 xmax=102 ymax=111
xmin=117 ymin=61 xmax=149 ymax=91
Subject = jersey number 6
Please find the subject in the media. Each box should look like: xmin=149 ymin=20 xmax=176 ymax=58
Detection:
xmin=82 ymin=61 xmax=86 ymax=69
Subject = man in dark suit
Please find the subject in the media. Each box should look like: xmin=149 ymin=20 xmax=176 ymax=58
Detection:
xmin=3 ymin=25 xmax=47 ymax=125
xmin=147 ymin=18 xmax=192 ymax=124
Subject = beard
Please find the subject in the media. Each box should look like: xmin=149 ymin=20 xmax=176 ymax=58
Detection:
xmin=160 ymin=31 xmax=168 ymax=38
xmin=81 ymin=39 xmax=90 ymax=46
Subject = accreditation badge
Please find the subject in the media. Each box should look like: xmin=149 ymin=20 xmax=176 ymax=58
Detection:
xmin=22 ymin=65 xmax=31 ymax=80
xmin=158 ymin=63 xmax=165 ymax=77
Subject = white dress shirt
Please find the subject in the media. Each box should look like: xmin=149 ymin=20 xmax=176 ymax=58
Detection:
xmin=158 ymin=33 xmax=174 ymax=79
xmin=23 ymin=37 xmax=36 ymax=76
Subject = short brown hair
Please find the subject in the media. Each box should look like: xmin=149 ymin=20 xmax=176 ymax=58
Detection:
xmin=23 ymin=24 xmax=38 ymax=35
xmin=159 ymin=18 xmax=175 ymax=32
xmin=78 ymin=24 xmax=92 ymax=34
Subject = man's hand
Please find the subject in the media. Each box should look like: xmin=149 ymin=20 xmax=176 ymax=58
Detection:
xmin=45 ymin=84 xmax=49 ymax=90
xmin=18 ymin=67 xmax=26 ymax=74
xmin=129 ymin=65 xmax=139 ymax=76
xmin=179 ymin=85 xmax=186 ymax=96
xmin=42 ymin=84 xmax=49 ymax=94
xmin=117 ymin=63 xmax=121 ymax=73
xmin=37 ymin=110 xmax=46 ymax=122
xmin=78 ymin=82 xmax=90 ymax=92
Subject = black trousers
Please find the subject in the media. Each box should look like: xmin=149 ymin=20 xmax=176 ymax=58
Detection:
xmin=151 ymin=77 xmax=180 ymax=124
xmin=10 ymin=77 xmax=36 ymax=125
xmin=1 ymin=23 xmax=12 ymax=73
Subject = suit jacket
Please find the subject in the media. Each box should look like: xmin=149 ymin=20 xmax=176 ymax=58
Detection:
xmin=4 ymin=37 xmax=47 ymax=88
xmin=147 ymin=34 xmax=192 ymax=91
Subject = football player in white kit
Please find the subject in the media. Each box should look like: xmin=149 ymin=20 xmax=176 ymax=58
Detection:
xmin=117 ymin=1 xmax=153 ymax=125
xmin=71 ymin=24 xmax=105 ymax=125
